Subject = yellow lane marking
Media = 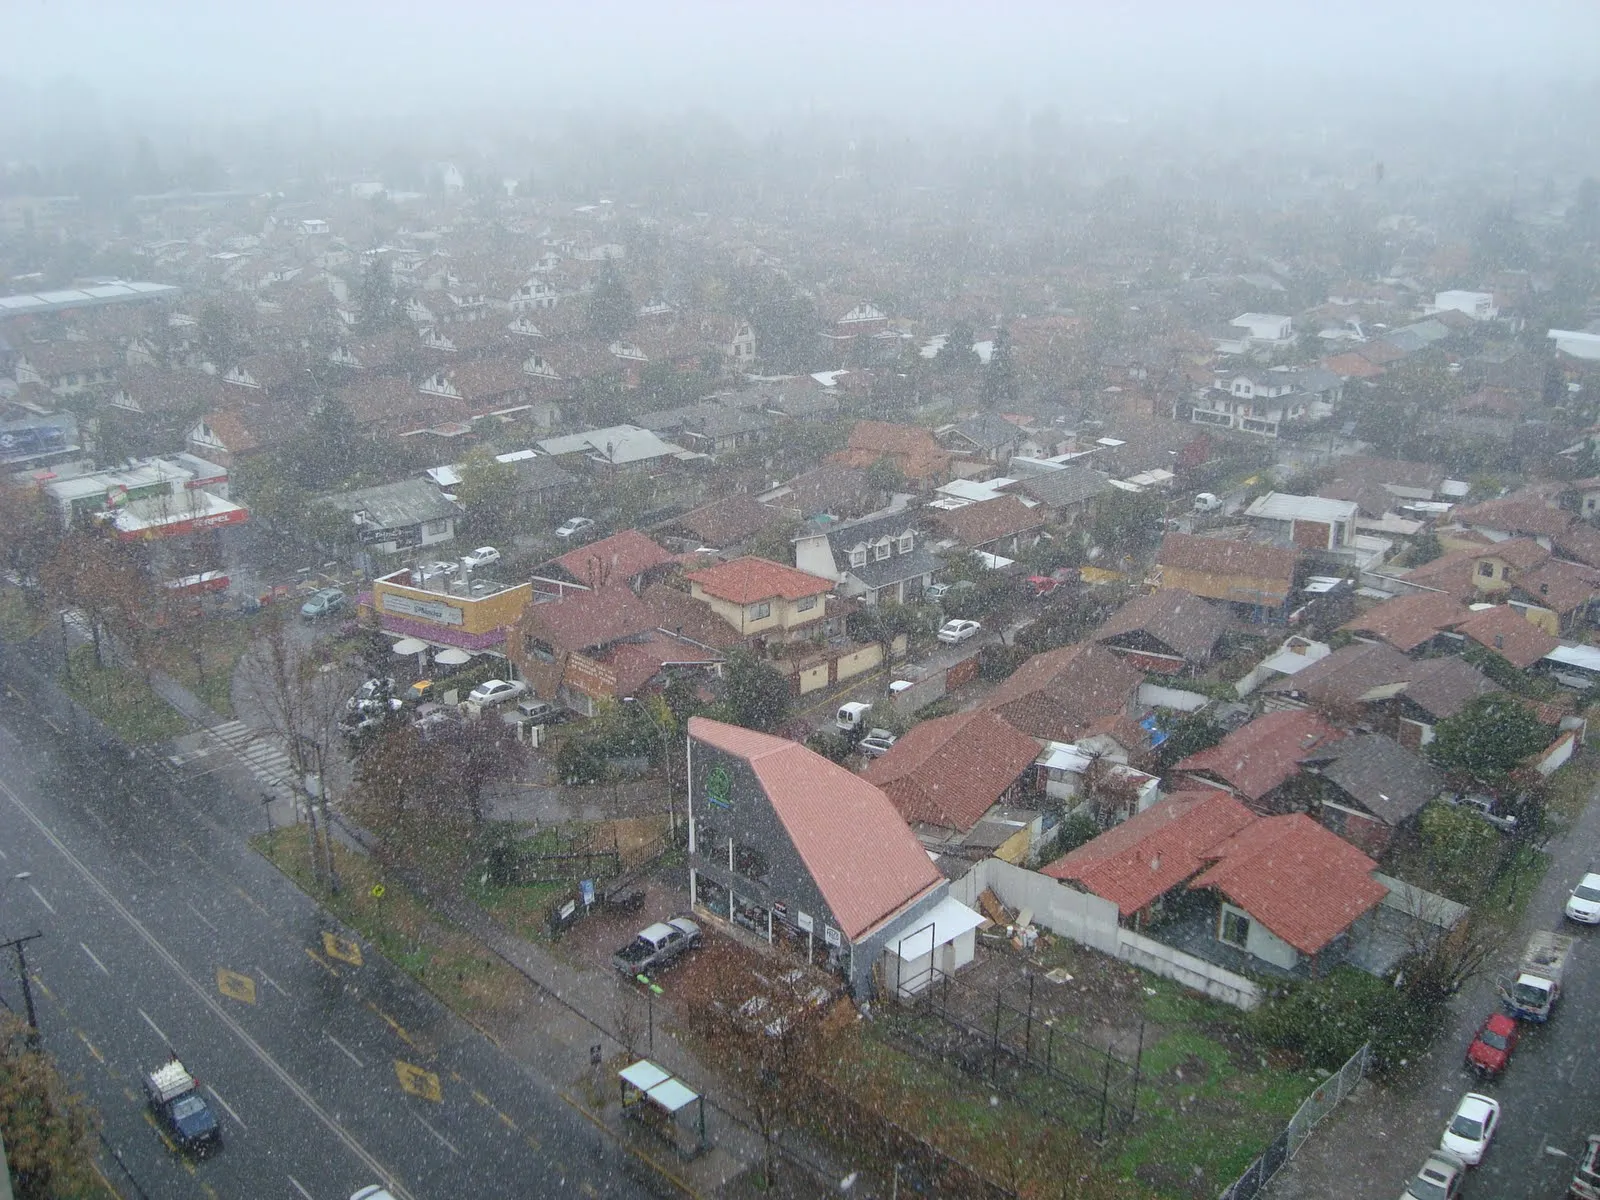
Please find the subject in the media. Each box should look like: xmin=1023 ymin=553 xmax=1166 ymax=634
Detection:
xmin=394 ymin=1060 xmax=441 ymax=1103
xmin=216 ymin=968 xmax=257 ymax=1005
xmin=92 ymin=1163 xmax=119 ymax=1197
xmin=498 ymin=1111 xmax=518 ymax=1131
xmin=367 ymin=1002 xmax=416 ymax=1047
xmin=322 ymin=931 xmax=364 ymax=967
xmin=75 ymin=1030 xmax=105 ymax=1063
xmin=304 ymin=947 xmax=341 ymax=977
xmin=233 ymin=885 xmax=272 ymax=918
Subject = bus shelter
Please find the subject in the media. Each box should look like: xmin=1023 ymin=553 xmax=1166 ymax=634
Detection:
xmin=618 ymin=1059 xmax=707 ymax=1159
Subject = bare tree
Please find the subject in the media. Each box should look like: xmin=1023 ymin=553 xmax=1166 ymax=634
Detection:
xmin=242 ymin=616 xmax=356 ymax=890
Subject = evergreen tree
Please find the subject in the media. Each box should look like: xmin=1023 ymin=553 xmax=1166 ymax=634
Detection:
xmin=586 ymin=263 xmax=635 ymax=343
xmin=980 ymin=325 xmax=1019 ymax=408
xmin=357 ymin=257 xmax=401 ymax=333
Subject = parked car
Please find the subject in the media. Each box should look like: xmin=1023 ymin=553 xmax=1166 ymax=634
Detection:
xmin=937 ymin=618 xmax=982 ymax=644
xmin=1566 ymin=871 xmax=1600 ymax=923
xmin=419 ymin=559 xmax=458 ymax=579
xmin=1572 ymin=1134 xmax=1600 ymax=1200
xmin=1465 ymin=1012 xmax=1520 ymax=1078
xmin=1400 ymin=1150 xmax=1466 ymax=1200
xmin=837 ymin=701 xmax=873 ymax=732
xmin=299 ymin=588 xmax=346 ymax=620
xmin=413 ymin=705 xmax=463 ymax=741
xmin=340 ymin=697 xmax=403 ymax=740
xmin=924 ymin=582 xmax=953 ymax=603
xmin=511 ymin=697 xmax=560 ymax=725
xmin=1193 ymin=492 xmax=1223 ymax=513
xmin=887 ymin=679 xmax=916 ymax=695
xmin=555 ymin=516 xmax=595 ymax=541
xmin=347 ymin=677 xmax=396 ymax=711
xmin=611 ymin=917 xmax=702 ymax=976
xmin=859 ymin=734 xmax=897 ymax=758
xmin=462 ymin=546 xmax=501 ymax=569
xmin=1448 ymin=792 xmax=1518 ymax=833
xmin=1440 ymin=1093 xmax=1500 ymax=1166
xmin=351 ymin=1188 xmax=398 ymax=1200
xmin=466 ymin=679 xmax=528 ymax=708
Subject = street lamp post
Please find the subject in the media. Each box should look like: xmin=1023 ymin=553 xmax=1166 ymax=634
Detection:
xmin=2 ymin=872 xmax=41 ymax=1040
xmin=624 ymin=697 xmax=677 ymax=840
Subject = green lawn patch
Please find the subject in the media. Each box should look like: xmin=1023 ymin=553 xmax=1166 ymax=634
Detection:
xmin=0 ymin=588 xmax=47 ymax=643
xmin=61 ymin=644 xmax=189 ymax=744
xmin=139 ymin=613 xmax=261 ymax=717
xmin=1543 ymin=756 xmax=1598 ymax=835
xmin=466 ymin=873 xmax=569 ymax=943
xmin=254 ymin=826 xmax=535 ymax=1027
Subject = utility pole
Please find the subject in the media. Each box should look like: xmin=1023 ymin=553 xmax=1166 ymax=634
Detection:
xmin=2 ymin=932 xmax=43 ymax=1042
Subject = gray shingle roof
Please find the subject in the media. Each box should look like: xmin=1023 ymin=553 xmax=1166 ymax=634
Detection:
xmin=1307 ymin=733 xmax=1442 ymax=826
xmin=1003 ymin=464 xmax=1110 ymax=509
xmin=848 ymin=546 xmax=943 ymax=588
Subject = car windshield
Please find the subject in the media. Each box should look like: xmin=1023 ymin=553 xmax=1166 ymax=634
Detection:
xmin=1477 ymin=1028 xmax=1508 ymax=1050
xmin=1574 ymin=884 xmax=1600 ymax=903
xmin=171 ymin=1094 xmax=208 ymax=1119
xmin=1448 ymin=1112 xmax=1484 ymax=1139
xmin=1513 ymin=980 xmax=1550 ymax=1007
xmin=1407 ymin=1173 xmax=1451 ymax=1200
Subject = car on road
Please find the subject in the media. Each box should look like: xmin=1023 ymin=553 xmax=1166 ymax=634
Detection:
xmin=462 ymin=545 xmax=501 ymax=569
xmin=1440 ymin=1093 xmax=1500 ymax=1166
xmin=612 ymin=917 xmax=702 ymax=976
xmin=937 ymin=618 xmax=982 ymax=644
xmin=859 ymin=733 xmax=897 ymax=758
xmin=143 ymin=1059 xmax=221 ymax=1154
xmin=555 ymin=516 xmax=596 ymax=541
xmin=1400 ymin=1150 xmax=1466 ymax=1199
xmin=467 ymin=678 xmax=528 ymax=708
xmin=1464 ymin=1011 xmax=1520 ymax=1078
xmin=887 ymin=679 xmax=916 ymax=695
xmin=1566 ymin=871 xmax=1600 ymax=923
xmin=299 ymin=587 xmax=346 ymax=620
xmin=1193 ymin=492 xmax=1223 ymax=513
xmin=340 ymin=697 xmax=403 ymax=740
xmin=351 ymin=1188 xmax=397 ymax=1200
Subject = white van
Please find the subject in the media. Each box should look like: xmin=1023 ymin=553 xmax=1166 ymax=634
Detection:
xmin=836 ymin=702 xmax=873 ymax=732
xmin=1193 ymin=492 xmax=1223 ymax=513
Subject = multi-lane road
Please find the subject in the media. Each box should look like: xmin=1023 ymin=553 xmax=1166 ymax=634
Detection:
xmin=0 ymin=677 xmax=652 ymax=1200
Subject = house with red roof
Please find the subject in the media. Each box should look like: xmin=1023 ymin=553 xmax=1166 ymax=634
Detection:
xmin=1092 ymin=588 xmax=1232 ymax=675
xmin=686 ymin=556 xmax=836 ymax=647
xmin=1454 ymin=604 xmax=1560 ymax=669
xmin=1340 ymin=591 xmax=1470 ymax=655
xmin=687 ymin=717 xmax=980 ymax=996
xmin=1044 ymin=792 xmax=1390 ymax=974
xmin=863 ymin=710 xmax=1044 ymax=862
xmin=981 ymin=642 xmax=1144 ymax=743
xmin=1174 ymin=709 xmax=1344 ymax=814
xmin=535 ymin=529 xmax=677 ymax=596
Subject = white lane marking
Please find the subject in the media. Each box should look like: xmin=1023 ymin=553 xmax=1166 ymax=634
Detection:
xmin=43 ymin=716 xmax=64 ymax=735
xmin=184 ymin=899 xmax=219 ymax=933
xmin=27 ymin=883 xmax=56 ymax=914
xmin=79 ymin=942 xmax=111 ymax=976
xmin=408 ymin=1109 xmax=461 ymax=1157
xmin=258 ymin=969 xmax=288 ymax=998
xmin=0 ymin=845 xmax=7 ymax=859
xmin=3 ymin=782 xmax=414 ymax=1200
xmin=127 ymin=850 xmax=156 ymax=874
xmin=85 ymin=809 xmax=110 ymax=831
xmin=206 ymin=1084 xmax=246 ymax=1130
xmin=288 ymin=1175 xmax=315 ymax=1200
xmin=325 ymin=1032 xmax=364 ymax=1068
xmin=138 ymin=1008 xmax=169 ymax=1045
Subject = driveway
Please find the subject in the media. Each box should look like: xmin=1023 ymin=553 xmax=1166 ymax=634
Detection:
xmin=1266 ymin=774 xmax=1600 ymax=1199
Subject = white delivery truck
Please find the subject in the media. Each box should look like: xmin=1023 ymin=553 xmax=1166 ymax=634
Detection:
xmin=1501 ymin=930 xmax=1575 ymax=1022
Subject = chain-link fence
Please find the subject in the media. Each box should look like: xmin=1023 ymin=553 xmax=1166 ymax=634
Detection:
xmin=1218 ymin=1041 xmax=1370 ymax=1200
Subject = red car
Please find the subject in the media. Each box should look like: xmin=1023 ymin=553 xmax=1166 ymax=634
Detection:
xmin=1465 ymin=1012 xmax=1520 ymax=1077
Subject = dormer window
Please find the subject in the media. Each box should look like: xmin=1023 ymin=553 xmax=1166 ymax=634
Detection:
xmin=849 ymin=546 xmax=867 ymax=569
xmin=898 ymin=532 xmax=914 ymax=554
xmin=874 ymin=538 xmax=892 ymax=561
xmin=1477 ymin=561 xmax=1494 ymax=578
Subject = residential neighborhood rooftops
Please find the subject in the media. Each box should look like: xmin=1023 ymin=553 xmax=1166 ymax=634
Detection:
xmin=686 ymin=556 xmax=832 ymax=605
xmin=1455 ymin=604 xmax=1560 ymax=668
xmin=863 ymin=710 xmax=1042 ymax=834
xmin=981 ymin=641 xmax=1144 ymax=743
xmin=1000 ymin=463 xmax=1111 ymax=509
xmin=1176 ymin=708 xmax=1344 ymax=804
xmin=1340 ymin=591 xmax=1470 ymax=653
xmin=1243 ymin=492 xmax=1359 ymax=525
xmin=320 ymin=477 xmax=462 ymax=528
xmin=1043 ymin=789 xmax=1256 ymax=917
xmin=687 ymin=717 xmax=942 ymax=941
xmin=1092 ymin=587 xmax=1231 ymax=664
xmin=1302 ymin=733 xmax=1443 ymax=826
xmin=1155 ymin=533 xmax=1298 ymax=595
xmin=1189 ymin=814 xmax=1388 ymax=956
xmin=547 ymin=530 xmax=675 ymax=589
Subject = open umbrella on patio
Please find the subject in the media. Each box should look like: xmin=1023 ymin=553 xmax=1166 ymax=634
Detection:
xmin=391 ymin=637 xmax=428 ymax=656
xmin=434 ymin=647 xmax=473 ymax=666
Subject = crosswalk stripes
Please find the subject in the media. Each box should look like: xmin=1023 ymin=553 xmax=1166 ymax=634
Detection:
xmin=204 ymin=720 xmax=297 ymax=796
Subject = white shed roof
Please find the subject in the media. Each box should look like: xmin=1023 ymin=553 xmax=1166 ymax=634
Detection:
xmin=886 ymin=896 xmax=985 ymax=960
xmin=1245 ymin=492 xmax=1359 ymax=524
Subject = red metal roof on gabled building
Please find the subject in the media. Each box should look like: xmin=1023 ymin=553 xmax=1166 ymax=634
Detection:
xmin=862 ymin=709 xmax=1042 ymax=834
xmin=1174 ymin=708 xmax=1344 ymax=804
xmin=688 ymin=717 xmax=942 ymax=942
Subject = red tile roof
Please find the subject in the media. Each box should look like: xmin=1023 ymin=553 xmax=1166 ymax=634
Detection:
xmin=1175 ymin=709 xmax=1344 ymax=803
xmin=1320 ymin=352 xmax=1386 ymax=380
xmin=1189 ymin=814 xmax=1387 ymax=955
xmin=1043 ymin=789 xmax=1256 ymax=917
xmin=687 ymin=556 xmax=833 ymax=605
xmin=862 ymin=710 xmax=1042 ymax=833
xmin=688 ymin=717 xmax=942 ymax=941
xmin=1155 ymin=533 xmax=1297 ymax=604
xmin=1340 ymin=591 xmax=1470 ymax=653
xmin=1093 ymin=588 xmax=1231 ymax=664
xmin=603 ymin=631 xmax=724 ymax=697
xmin=929 ymin=495 xmax=1049 ymax=549
xmin=981 ymin=642 xmax=1143 ymax=742
xmin=1454 ymin=604 xmax=1560 ymax=669
xmin=1454 ymin=498 xmax=1576 ymax=541
xmin=520 ymin=586 xmax=656 ymax=652
xmin=549 ymin=530 xmax=675 ymax=588
xmin=1516 ymin=558 xmax=1600 ymax=616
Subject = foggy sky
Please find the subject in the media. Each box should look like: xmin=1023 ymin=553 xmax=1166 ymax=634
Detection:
xmin=8 ymin=0 xmax=1599 ymax=132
